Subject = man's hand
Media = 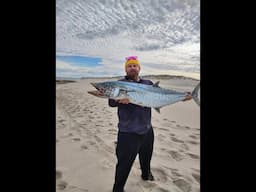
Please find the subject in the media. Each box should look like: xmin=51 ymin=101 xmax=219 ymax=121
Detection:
xmin=117 ymin=98 xmax=130 ymax=104
xmin=182 ymin=92 xmax=193 ymax=102
xmin=95 ymin=88 xmax=104 ymax=96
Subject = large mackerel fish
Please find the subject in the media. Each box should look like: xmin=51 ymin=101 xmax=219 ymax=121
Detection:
xmin=88 ymin=80 xmax=200 ymax=113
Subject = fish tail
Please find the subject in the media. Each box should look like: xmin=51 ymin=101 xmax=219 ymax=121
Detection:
xmin=191 ymin=82 xmax=200 ymax=106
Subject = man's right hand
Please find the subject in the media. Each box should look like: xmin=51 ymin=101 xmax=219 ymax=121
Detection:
xmin=117 ymin=98 xmax=130 ymax=104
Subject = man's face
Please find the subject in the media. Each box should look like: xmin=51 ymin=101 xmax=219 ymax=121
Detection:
xmin=125 ymin=64 xmax=140 ymax=77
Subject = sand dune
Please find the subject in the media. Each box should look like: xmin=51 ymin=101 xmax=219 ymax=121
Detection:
xmin=56 ymin=77 xmax=200 ymax=192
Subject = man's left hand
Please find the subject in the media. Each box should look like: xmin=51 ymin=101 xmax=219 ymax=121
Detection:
xmin=182 ymin=92 xmax=193 ymax=101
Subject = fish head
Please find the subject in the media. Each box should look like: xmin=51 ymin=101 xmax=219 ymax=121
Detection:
xmin=89 ymin=82 xmax=115 ymax=98
xmin=90 ymin=82 xmax=109 ymax=92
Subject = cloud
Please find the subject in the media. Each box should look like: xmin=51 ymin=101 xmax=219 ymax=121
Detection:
xmin=56 ymin=0 xmax=200 ymax=78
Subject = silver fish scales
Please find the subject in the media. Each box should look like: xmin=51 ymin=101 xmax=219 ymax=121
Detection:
xmin=88 ymin=80 xmax=200 ymax=113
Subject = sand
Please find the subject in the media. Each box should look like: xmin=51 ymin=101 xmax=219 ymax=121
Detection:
xmin=56 ymin=77 xmax=200 ymax=192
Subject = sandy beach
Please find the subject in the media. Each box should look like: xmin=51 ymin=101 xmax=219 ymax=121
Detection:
xmin=56 ymin=77 xmax=200 ymax=192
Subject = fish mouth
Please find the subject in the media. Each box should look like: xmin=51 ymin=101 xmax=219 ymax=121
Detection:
xmin=90 ymin=82 xmax=98 ymax=89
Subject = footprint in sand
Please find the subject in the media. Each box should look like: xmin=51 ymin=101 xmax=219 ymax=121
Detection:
xmin=160 ymin=147 xmax=167 ymax=152
xmin=167 ymin=150 xmax=184 ymax=161
xmin=171 ymin=137 xmax=184 ymax=143
xmin=173 ymin=178 xmax=192 ymax=192
xmin=72 ymin=137 xmax=81 ymax=142
xmin=149 ymin=187 xmax=170 ymax=192
xmin=57 ymin=118 xmax=65 ymax=122
xmin=165 ymin=122 xmax=175 ymax=127
xmin=56 ymin=170 xmax=62 ymax=180
xmin=158 ymin=127 xmax=170 ymax=132
xmin=100 ymin=159 xmax=114 ymax=169
xmin=180 ymin=143 xmax=189 ymax=151
xmin=65 ymin=185 xmax=89 ymax=192
xmin=189 ymin=135 xmax=198 ymax=139
xmin=170 ymin=170 xmax=183 ymax=178
xmin=140 ymin=180 xmax=157 ymax=188
xmin=192 ymin=173 xmax=200 ymax=184
xmin=186 ymin=140 xmax=200 ymax=145
xmin=186 ymin=153 xmax=200 ymax=159
xmin=80 ymin=144 xmax=89 ymax=150
xmin=88 ymin=140 xmax=96 ymax=146
xmin=191 ymin=168 xmax=200 ymax=173
xmin=56 ymin=180 xmax=68 ymax=190
xmin=151 ymin=167 xmax=168 ymax=183
xmin=108 ymin=128 xmax=116 ymax=132
xmin=158 ymin=134 xmax=167 ymax=141
xmin=60 ymin=133 xmax=73 ymax=138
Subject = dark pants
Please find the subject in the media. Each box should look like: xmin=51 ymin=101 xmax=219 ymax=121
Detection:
xmin=112 ymin=127 xmax=154 ymax=192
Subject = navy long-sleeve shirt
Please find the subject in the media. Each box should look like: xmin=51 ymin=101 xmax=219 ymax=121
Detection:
xmin=108 ymin=76 xmax=153 ymax=134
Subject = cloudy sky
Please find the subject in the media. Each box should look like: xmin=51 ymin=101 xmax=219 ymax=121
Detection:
xmin=56 ymin=0 xmax=200 ymax=79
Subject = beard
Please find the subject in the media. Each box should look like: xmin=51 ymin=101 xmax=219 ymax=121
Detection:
xmin=127 ymin=70 xmax=139 ymax=80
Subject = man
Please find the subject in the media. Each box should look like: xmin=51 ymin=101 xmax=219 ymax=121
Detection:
xmin=108 ymin=56 xmax=192 ymax=192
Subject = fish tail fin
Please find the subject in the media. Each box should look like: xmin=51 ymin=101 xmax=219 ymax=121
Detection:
xmin=191 ymin=82 xmax=200 ymax=106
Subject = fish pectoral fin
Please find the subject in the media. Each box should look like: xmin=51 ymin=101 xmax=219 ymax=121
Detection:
xmin=154 ymin=107 xmax=161 ymax=113
xmin=153 ymin=81 xmax=160 ymax=87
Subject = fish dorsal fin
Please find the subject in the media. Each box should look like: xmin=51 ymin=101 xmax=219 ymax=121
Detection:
xmin=154 ymin=107 xmax=161 ymax=113
xmin=153 ymin=81 xmax=160 ymax=87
